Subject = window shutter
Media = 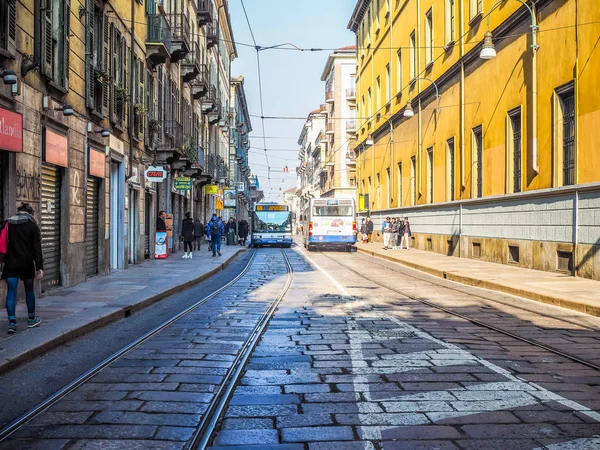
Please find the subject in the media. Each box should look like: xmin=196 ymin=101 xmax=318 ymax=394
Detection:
xmin=110 ymin=24 xmax=117 ymax=124
xmin=138 ymin=58 xmax=145 ymax=141
xmin=7 ymin=0 xmax=16 ymax=55
xmin=62 ymin=0 xmax=71 ymax=89
xmin=102 ymin=13 xmax=110 ymax=116
xmin=85 ymin=1 xmax=95 ymax=108
xmin=124 ymin=46 xmax=129 ymax=129
xmin=41 ymin=0 xmax=53 ymax=77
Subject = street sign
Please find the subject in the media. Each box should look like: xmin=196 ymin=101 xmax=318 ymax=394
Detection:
xmin=224 ymin=189 xmax=237 ymax=208
xmin=204 ymin=184 xmax=218 ymax=195
xmin=234 ymin=182 xmax=245 ymax=191
xmin=174 ymin=177 xmax=192 ymax=191
xmin=145 ymin=166 xmax=167 ymax=182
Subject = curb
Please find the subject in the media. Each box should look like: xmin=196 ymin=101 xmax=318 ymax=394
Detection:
xmin=0 ymin=249 xmax=247 ymax=375
xmin=356 ymin=247 xmax=600 ymax=317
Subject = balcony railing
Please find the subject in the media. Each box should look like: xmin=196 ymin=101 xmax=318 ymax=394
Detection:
xmin=207 ymin=20 xmax=219 ymax=48
xmin=164 ymin=119 xmax=184 ymax=149
xmin=167 ymin=13 xmax=190 ymax=62
xmin=326 ymin=121 xmax=334 ymax=135
xmin=325 ymin=90 xmax=334 ymax=103
xmin=346 ymin=88 xmax=356 ymax=101
xmin=197 ymin=0 xmax=213 ymax=26
xmin=181 ymin=41 xmax=201 ymax=82
xmin=146 ymin=14 xmax=171 ymax=67
xmin=346 ymin=121 xmax=357 ymax=132
xmin=345 ymin=151 xmax=357 ymax=164
xmin=191 ymin=64 xmax=209 ymax=99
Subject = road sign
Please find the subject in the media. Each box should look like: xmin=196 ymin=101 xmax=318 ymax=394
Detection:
xmin=145 ymin=166 xmax=167 ymax=182
xmin=204 ymin=184 xmax=218 ymax=195
xmin=174 ymin=177 xmax=192 ymax=191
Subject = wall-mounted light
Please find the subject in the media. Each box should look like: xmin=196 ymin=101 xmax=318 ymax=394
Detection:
xmin=403 ymin=100 xmax=415 ymax=118
xmin=1 ymin=69 xmax=17 ymax=85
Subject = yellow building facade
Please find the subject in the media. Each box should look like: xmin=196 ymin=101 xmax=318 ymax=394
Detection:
xmin=348 ymin=0 xmax=600 ymax=279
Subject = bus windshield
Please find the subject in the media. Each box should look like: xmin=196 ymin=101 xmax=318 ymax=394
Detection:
xmin=312 ymin=205 xmax=354 ymax=216
xmin=253 ymin=211 xmax=292 ymax=232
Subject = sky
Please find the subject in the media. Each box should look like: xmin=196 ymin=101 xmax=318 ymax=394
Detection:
xmin=228 ymin=0 xmax=357 ymax=202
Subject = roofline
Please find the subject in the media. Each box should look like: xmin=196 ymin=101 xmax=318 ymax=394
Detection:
xmin=231 ymin=77 xmax=252 ymax=132
xmin=320 ymin=49 xmax=357 ymax=81
xmin=347 ymin=0 xmax=371 ymax=33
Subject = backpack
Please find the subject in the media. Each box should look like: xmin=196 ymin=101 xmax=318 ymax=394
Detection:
xmin=0 ymin=222 xmax=7 ymax=264
xmin=211 ymin=221 xmax=220 ymax=235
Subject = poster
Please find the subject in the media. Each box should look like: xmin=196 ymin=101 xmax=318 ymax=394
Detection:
xmin=155 ymin=231 xmax=168 ymax=259
xmin=165 ymin=213 xmax=173 ymax=238
xmin=224 ymin=189 xmax=237 ymax=208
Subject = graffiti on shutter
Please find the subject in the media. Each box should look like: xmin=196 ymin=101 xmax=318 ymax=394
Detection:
xmin=41 ymin=164 xmax=61 ymax=290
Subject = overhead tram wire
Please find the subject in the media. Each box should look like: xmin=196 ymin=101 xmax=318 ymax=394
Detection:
xmin=240 ymin=0 xmax=272 ymax=183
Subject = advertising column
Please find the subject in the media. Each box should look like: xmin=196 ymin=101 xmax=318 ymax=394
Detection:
xmin=41 ymin=128 xmax=69 ymax=290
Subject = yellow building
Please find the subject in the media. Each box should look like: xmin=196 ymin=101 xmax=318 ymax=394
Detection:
xmin=348 ymin=0 xmax=600 ymax=280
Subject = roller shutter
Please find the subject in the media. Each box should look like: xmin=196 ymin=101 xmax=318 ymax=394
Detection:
xmin=40 ymin=163 xmax=61 ymax=290
xmin=85 ymin=177 xmax=99 ymax=277
xmin=144 ymin=192 xmax=151 ymax=258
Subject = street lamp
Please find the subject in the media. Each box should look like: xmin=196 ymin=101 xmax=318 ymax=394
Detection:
xmin=480 ymin=0 xmax=539 ymax=173
xmin=403 ymin=100 xmax=415 ymax=118
xmin=403 ymin=77 xmax=440 ymax=118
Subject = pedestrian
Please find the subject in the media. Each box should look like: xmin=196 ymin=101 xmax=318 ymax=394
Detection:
xmin=205 ymin=223 xmax=212 ymax=252
xmin=381 ymin=217 xmax=392 ymax=250
xmin=365 ymin=217 xmax=374 ymax=242
xmin=390 ymin=217 xmax=399 ymax=250
xmin=209 ymin=214 xmax=225 ymax=257
xmin=157 ymin=210 xmax=167 ymax=231
xmin=400 ymin=217 xmax=412 ymax=250
xmin=238 ymin=219 xmax=249 ymax=245
xmin=360 ymin=218 xmax=368 ymax=244
xmin=180 ymin=212 xmax=195 ymax=259
xmin=225 ymin=217 xmax=236 ymax=245
xmin=2 ymin=203 xmax=44 ymax=334
xmin=193 ymin=218 xmax=204 ymax=251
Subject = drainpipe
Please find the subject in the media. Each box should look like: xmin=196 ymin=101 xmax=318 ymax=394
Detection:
xmin=573 ymin=189 xmax=579 ymax=277
xmin=21 ymin=0 xmax=40 ymax=76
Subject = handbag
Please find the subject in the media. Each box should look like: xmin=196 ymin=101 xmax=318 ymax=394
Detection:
xmin=0 ymin=222 xmax=8 ymax=264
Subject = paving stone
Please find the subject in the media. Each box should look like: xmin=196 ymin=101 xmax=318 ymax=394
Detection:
xmin=281 ymin=426 xmax=354 ymax=442
xmin=276 ymin=413 xmax=334 ymax=428
xmin=0 ymin=439 xmax=70 ymax=450
xmin=155 ymin=426 xmax=196 ymax=441
xmin=28 ymin=412 xmax=94 ymax=426
xmin=381 ymin=441 xmax=460 ymax=450
xmin=226 ymin=404 xmax=299 ymax=417
xmin=90 ymin=411 xmax=200 ymax=427
xmin=309 ymin=442 xmax=375 ymax=450
xmin=140 ymin=401 xmax=209 ymax=414
xmin=461 ymin=423 xmax=564 ymax=439
xmin=302 ymin=402 xmax=383 ymax=414
xmin=222 ymin=418 xmax=275 ymax=430
xmin=228 ymin=394 xmax=301 ymax=405
xmin=209 ymin=445 xmax=303 ymax=450
xmin=48 ymin=401 xmax=143 ymax=412
xmin=68 ymin=440 xmax=185 ymax=449
xmin=13 ymin=425 xmax=158 ymax=440
xmin=335 ymin=412 xmax=430 ymax=426
xmin=214 ymin=429 xmax=279 ymax=446
xmin=128 ymin=391 xmax=212 ymax=403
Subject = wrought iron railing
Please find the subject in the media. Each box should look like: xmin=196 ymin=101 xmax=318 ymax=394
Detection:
xmin=147 ymin=14 xmax=171 ymax=50
xmin=167 ymin=13 xmax=190 ymax=46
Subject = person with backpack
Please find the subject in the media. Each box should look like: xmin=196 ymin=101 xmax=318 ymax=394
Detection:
xmin=2 ymin=203 xmax=44 ymax=334
xmin=180 ymin=212 xmax=195 ymax=259
xmin=208 ymin=214 xmax=225 ymax=257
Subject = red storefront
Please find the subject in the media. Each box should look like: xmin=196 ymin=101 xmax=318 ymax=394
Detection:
xmin=0 ymin=106 xmax=23 ymax=221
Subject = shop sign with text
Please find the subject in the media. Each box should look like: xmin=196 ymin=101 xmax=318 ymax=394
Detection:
xmin=204 ymin=184 xmax=218 ymax=195
xmin=145 ymin=166 xmax=167 ymax=182
xmin=0 ymin=107 xmax=23 ymax=153
xmin=89 ymin=147 xmax=105 ymax=178
xmin=44 ymin=129 xmax=68 ymax=167
xmin=174 ymin=177 xmax=192 ymax=191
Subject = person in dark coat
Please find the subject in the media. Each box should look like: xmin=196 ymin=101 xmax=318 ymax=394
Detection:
xmin=360 ymin=218 xmax=368 ymax=244
xmin=209 ymin=214 xmax=225 ymax=257
xmin=2 ymin=203 xmax=44 ymax=333
xmin=157 ymin=210 xmax=167 ymax=231
xmin=181 ymin=212 xmax=195 ymax=259
xmin=238 ymin=219 xmax=249 ymax=245
xmin=193 ymin=219 xmax=204 ymax=251
xmin=365 ymin=217 xmax=374 ymax=243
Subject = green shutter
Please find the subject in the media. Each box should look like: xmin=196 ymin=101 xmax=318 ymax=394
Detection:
xmin=41 ymin=0 xmax=53 ymax=77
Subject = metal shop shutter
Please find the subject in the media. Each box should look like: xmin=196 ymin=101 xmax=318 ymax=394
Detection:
xmin=144 ymin=192 xmax=151 ymax=258
xmin=40 ymin=163 xmax=61 ymax=290
xmin=85 ymin=177 xmax=99 ymax=277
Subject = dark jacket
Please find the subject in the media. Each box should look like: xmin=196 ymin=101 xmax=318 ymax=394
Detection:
xmin=238 ymin=220 xmax=249 ymax=238
xmin=225 ymin=220 xmax=236 ymax=234
xmin=157 ymin=216 xmax=167 ymax=231
xmin=401 ymin=221 xmax=412 ymax=236
xmin=209 ymin=217 xmax=224 ymax=237
xmin=390 ymin=222 xmax=399 ymax=233
xmin=2 ymin=213 xmax=44 ymax=280
xmin=181 ymin=218 xmax=194 ymax=242
xmin=193 ymin=220 xmax=204 ymax=237
xmin=365 ymin=220 xmax=374 ymax=233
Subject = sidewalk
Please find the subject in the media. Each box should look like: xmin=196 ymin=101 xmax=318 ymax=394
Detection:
xmin=0 ymin=244 xmax=246 ymax=374
xmin=356 ymin=242 xmax=600 ymax=317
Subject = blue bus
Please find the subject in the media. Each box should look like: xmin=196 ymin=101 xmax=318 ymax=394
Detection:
xmin=251 ymin=204 xmax=293 ymax=248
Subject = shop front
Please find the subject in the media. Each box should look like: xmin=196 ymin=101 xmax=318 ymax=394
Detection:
xmin=85 ymin=147 xmax=105 ymax=278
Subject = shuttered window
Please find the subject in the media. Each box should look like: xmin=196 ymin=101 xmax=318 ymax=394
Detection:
xmin=110 ymin=25 xmax=126 ymax=128
xmin=0 ymin=0 xmax=16 ymax=56
xmin=41 ymin=0 xmax=70 ymax=89
xmin=86 ymin=2 xmax=109 ymax=117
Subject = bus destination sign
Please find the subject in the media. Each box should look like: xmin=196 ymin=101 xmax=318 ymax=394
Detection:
xmin=256 ymin=205 xmax=288 ymax=211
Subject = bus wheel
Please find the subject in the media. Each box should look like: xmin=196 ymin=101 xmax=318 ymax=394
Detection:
xmin=284 ymin=244 xmax=292 ymax=248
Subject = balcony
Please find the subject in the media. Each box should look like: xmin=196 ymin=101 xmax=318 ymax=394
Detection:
xmin=181 ymin=42 xmax=201 ymax=83
xmin=201 ymin=85 xmax=217 ymax=113
xmin=326 ymin=121 xmax=334 ymax=135
xmin=207 ymin=96 xmax=222 ymax=125
xmin=146 ymin=15 xmax=171 ymax=68
xmin=191 ymin=64 xmax=209 ymax=99
xmin=346 ymin=121 xmax=357 ymax=133
xmin=325 ymin=90 xmax=334 ymax=104
xmin=345 ymin=151 xmax=356 ymax=165
xmin=207 ymin=20 xmax=219 ymax=49
xmin=346 ymin=88 xmax=356 ymax=103
xmin=197 ymin=0 xmax=213 ymax=26
xmin=164 ymin=119 xmax=184 ymax=150
xmin=167 ymin=14 xmax=190 ymax=63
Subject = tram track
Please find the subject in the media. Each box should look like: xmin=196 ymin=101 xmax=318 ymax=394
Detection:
xmin=0 ymin=249 xmax=294 ymax=449
xmin=318 ymin=250 xmax=600 ymax=373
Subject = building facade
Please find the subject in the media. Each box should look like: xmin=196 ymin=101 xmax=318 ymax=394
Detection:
xmin=320 ymin=46 xmax=357 ymax=199
xmin=0 ymin=0 xmax=247 ymax=299
xmin=296 ymin=106 xmax=327 ymax=217
xmin=348 ymin=0 xmax=600 ymax=280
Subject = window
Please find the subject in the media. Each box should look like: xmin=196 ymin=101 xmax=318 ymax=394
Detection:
xmin=446 ymin=138 xmax=455 ymax=201
xmin=376 ymin=77 xmax=381 ymax=112
xmin=42 ymin=0 xmax=70 ymax=89
xmin=470 ymin=0 xmax=483 ymax=20
xmin=409 ymin=31 xmax=417 ymax=80
xmin=425 ymin=9 xmax=433 ymax=65
xmin=559 ymin=88 xmax=575 ymax=186
xmin=86 ymin=2 xmax=109 ymax=116
xmin=410 ymin=156 xmax=416 ymax=205
xmin=386 ymin=64 xmax=391 ymax=104
xmin=507 ymin=108 xmax=522 ymax=193
xmin=375 ymin=0 xmax=380 ymax=29
xmin=427 ymin=147 xmax=434 ymax=203
xmin=473 ymin=126 xmax=483 ymax=198
xmin=386 ymin=167 xmax=391 ymax=208
xmin=0 ymin=0 xmax=16 ymax=56
xmin=396 ymin=50 xmax=402 ymax=95
xmin=397 ymin=162 xmax=403 ymax=206
xmin=368 ymin=87 xmax=372 ymax=118
xmin=445 ymin=0 xmax=456 ymax=44
xmin=110 ymin=25 xmax=126 ymax=128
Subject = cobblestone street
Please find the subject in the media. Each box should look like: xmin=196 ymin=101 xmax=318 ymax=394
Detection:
xmin=3 ymin=247 xmax=600 ymax=449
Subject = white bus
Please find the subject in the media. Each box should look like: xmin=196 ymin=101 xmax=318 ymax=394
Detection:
xmin=251 ymin=204 xmax=293 ymax=248
xmin=303 ymin=198 xmax=357 ymax=251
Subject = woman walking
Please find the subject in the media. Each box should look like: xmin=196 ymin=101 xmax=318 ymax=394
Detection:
xmin=360 ymin=218 xmax=368 ymax=244
xmin=181 ymin=212 xmax=195 ymax=258
xmin=2 ymin=203 xmax=44 ymax=334
xmin=382 ymin=217 xmax=392 ymax=250
xmin=390 ymin=217 xmax=399 ymax=250
xmin=400 ymin=217 xmax=412 ymax=250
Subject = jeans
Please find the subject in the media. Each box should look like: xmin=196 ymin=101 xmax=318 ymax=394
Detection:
xmin=211 ymin=234 xmax=221 ymax=256
xmin=194 ymin=236 xmax=202 ymax=250
xmin=5 ymin=278 xmax=35 ymax=322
